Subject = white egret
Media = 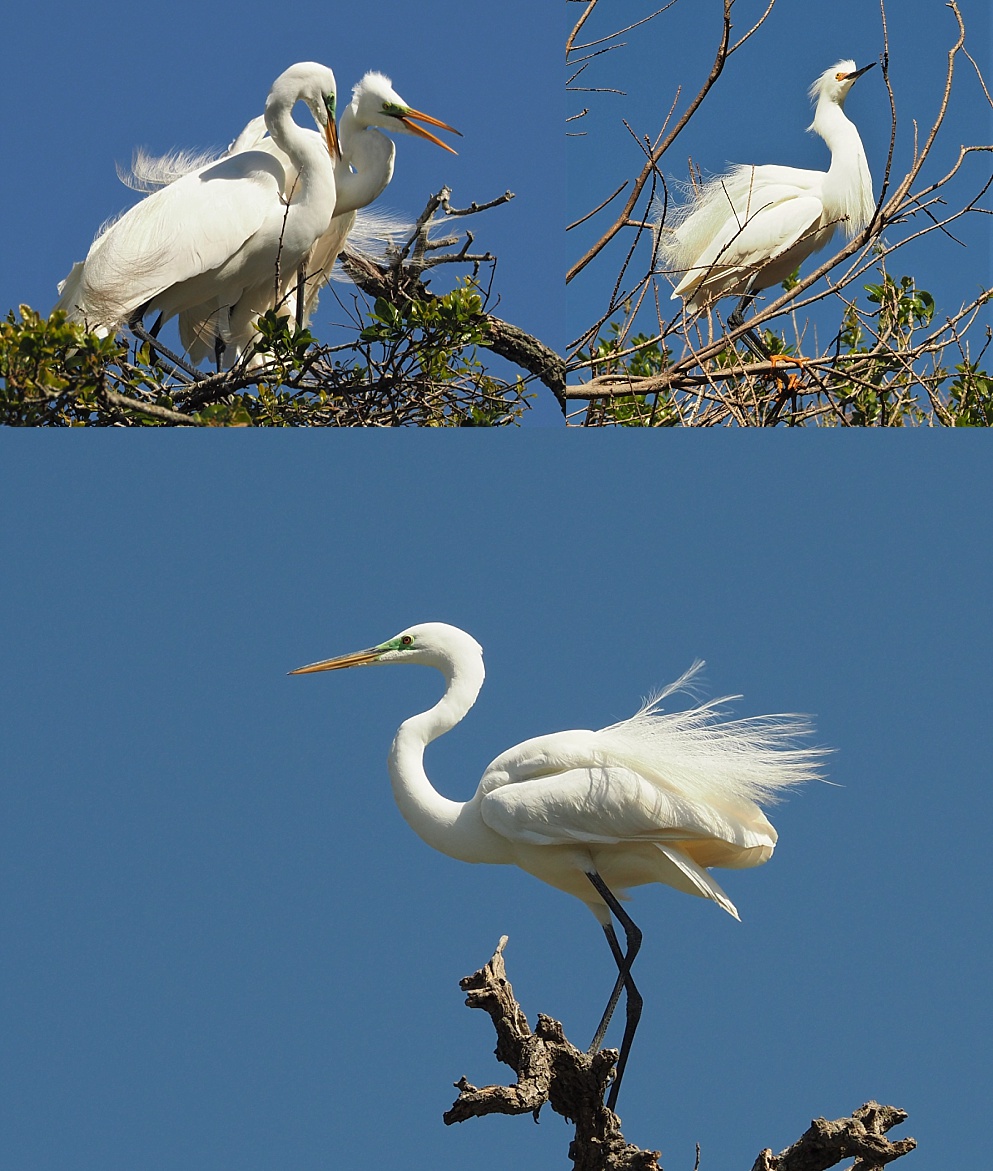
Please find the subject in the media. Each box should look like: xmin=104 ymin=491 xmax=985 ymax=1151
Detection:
xmin=125 ymin=72 xmax=460 ymax=367
xmin=54 ymin=63 xmax=342 ymax=357
xmin=659 ymin=60 xmax=875 ymax=334
xmin=291 ymin=622 xmax=823 ymax=1110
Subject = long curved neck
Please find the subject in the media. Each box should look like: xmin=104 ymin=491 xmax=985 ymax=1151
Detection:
xmin=334 ymin=107 xmax=396 ymax=216
xmin=387 ymin=653 xmax=485 ymax=860
xmin=264 ymin=93 xmax=336 ymax=226
xmin=813 ymin=99 xmax=873 ymax=235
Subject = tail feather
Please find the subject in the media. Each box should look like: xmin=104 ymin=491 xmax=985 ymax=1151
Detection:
xmin=654 ymin=843 xmax=741 ymax=919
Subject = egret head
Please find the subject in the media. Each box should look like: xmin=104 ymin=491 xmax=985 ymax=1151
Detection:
xmin=348 ymin=71 xmax=461 ymax=154
xmin=266 ymin=61 xmax=341 ymax=159
xmin=810 ymin=59 xmax=876 ymax=107
xmin=290 ymin=622 xmax=483 ymax=676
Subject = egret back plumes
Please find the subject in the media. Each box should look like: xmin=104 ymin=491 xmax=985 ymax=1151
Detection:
xmin=55 ymin=63 xmax=341 ymax=338
xmin=324 ymin=204 xmax=415 ymax=272
xmin=659 ymin=60 xmax=875 ymax=311
xmin=592 ymin=662 xmax=821 ymax=811
xmin=290 ymin=622 xmax=827 ymax=1109
xmin=118 ymin=146 xmax=224 ymax=193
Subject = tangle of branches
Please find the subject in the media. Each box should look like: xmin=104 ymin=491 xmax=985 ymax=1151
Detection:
xmin=567 ymin=0 xmax=993 ymax=426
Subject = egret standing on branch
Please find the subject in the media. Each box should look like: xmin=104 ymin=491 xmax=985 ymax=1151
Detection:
xmin=658 ymin=60 xmax=876 ymax=337
xmin=290 ymin=623 xmax=824 ymax=1111
xmin=167 ymin=72 xmax=461 ymax=365
xmin=54 ymin=63 xmax=342 ymax=358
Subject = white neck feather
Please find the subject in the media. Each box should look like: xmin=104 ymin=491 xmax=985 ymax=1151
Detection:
xmin=812 ymin=99 xmax=874 ymax=235
xmin=387 ymin=652 xmax=490 ymax=861
xmin=264 ymin=93 xmax=336 ymax=227
xmin=334 ymin=108 xmax=396 ymax=216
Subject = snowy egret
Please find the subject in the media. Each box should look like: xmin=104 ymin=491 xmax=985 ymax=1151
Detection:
xmin=54 ymin=63 xmax=341 ymax=353
xmin=659 ymin=60 xmax=875 ymax=331
xmin=291 ymin=622 xmax=823 ymax=1110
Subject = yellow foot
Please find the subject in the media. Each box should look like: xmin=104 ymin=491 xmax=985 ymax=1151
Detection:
xmin=768 ymin=352 xmax=806 ymax=391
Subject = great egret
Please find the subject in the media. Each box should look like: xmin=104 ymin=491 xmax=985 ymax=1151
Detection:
xmin=54 ymin=63 xmax=341 ymax=353
xmin=659 ymin=60 xmax=875 ymax=332
xmin=125 ymin=72 xmax=460 ymax=366
xmin=291 ymin=622 xmax=823 ymax=1110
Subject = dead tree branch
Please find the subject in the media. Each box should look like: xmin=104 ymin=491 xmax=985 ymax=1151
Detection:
xmin=750 ymin=1102 xmax=917 ymax=1171
xmin=342 ymin=194 xmax=565 ymax=411
xmin=444 ymin=940 xmax=917 ymax=1171
xmin=444 ymin=937 xmax=662 ymax=1171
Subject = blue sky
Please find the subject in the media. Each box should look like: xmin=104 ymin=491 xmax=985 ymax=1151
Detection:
xmin=2 ymin=1 xmax=562 ymax=422
xmin=567 ymin=0 xmax=991 ymax=357
xmin=2 ymin=438 xmax=991 ymax=1169
xmin=4 ymin=1 xmax=988 ymax=425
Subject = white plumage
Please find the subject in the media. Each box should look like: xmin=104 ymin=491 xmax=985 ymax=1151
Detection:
xmin=54 ymin=63 xmax=341 ymax=345
xmin=291 ymin=622 xmax=825 ymax=1108
xmin=117 ymin=72 xmax=459 ymax=367
xmin=659 ymin=60 xmax=875 ymax=311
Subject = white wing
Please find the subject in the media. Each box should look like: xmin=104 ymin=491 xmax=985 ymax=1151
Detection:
xmin=478 ymin=662 xmax=821 ymax=857
xmin=478 ymin=762 xmax=753 ymax=917
xmin=55 ymin=151 xmax=287 ymax=330
xmin=672 ymin=192 xmax=824 ymax=305
xmin=480 ymin=764 xmax=774 ymax=852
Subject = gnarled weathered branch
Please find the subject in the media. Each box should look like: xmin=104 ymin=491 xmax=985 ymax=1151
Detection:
xmin=446 ymin=939 xmax=917 ymax=1171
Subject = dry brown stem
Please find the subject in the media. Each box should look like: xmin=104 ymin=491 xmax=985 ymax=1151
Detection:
xmin=567 ymin=0 xmax=780 ymax=285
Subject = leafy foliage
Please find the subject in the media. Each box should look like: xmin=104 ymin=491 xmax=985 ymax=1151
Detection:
xmin=579 ymin=274 xmax=993 ymax=427
xmin=0 ymin=281 xmax=530 ymax=427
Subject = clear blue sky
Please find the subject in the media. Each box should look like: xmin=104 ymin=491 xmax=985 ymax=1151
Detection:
xmin=2 ymin=1 xmax=563 ymax=423
xmin=568 ymin=0 xmax=991 ymax=355
xmin=2 ymin=438 xmax=991 ymax=1169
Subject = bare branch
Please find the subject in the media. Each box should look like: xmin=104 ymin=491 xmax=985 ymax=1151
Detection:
xmin=446 ymin=940 xmax=917 ymax=1171
xmin=567 ymin=1 xmax=734 ymax=283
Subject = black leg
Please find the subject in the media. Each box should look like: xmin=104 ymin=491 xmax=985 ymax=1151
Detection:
xmin=726 ymin=290 xmax=771 ymax=363
xmin=588 ymin=921 xmax=624 ymax=1054
xmin=128 ymin=313 xmax=202 ymax=381
xmin=214 ymin=334 xmax=226 ymax=373
xmin=295 ymin=263 xmax=307 ymax=329
xmin=726 ymin=290 xmax=755 ymax=331
xmin=586 ymin=872 xmax=644 ymax=1112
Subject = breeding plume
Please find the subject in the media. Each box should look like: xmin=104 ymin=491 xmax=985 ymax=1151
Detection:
xmin=54 ymin=63 xmax=341 ymax=349
xmin=291 ymin=622 xmax=824 ymax=1110
xmin=659 ymin=60 xmax=875 ymax=322
xmin=123 ymin=72 xmax=460 ymax=366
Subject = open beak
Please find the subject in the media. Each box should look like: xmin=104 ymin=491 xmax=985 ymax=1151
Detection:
xmin=400 ymin=108 xmax=462 ymax=155
xmin=844 ymin=62 xmax=876 ymax=82
xmin=289 ymin=646 xmax=380 ymax=675
xmin=324 ymin=116 xmax=341 ymax=161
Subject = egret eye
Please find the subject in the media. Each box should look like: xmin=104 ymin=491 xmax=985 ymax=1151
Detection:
xmin=400 ymin=635 xmax=414 ymax=647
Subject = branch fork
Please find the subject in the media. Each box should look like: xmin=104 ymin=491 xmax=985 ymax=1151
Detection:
xmin=444 ymin=939 xmax=916 ymax=1171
